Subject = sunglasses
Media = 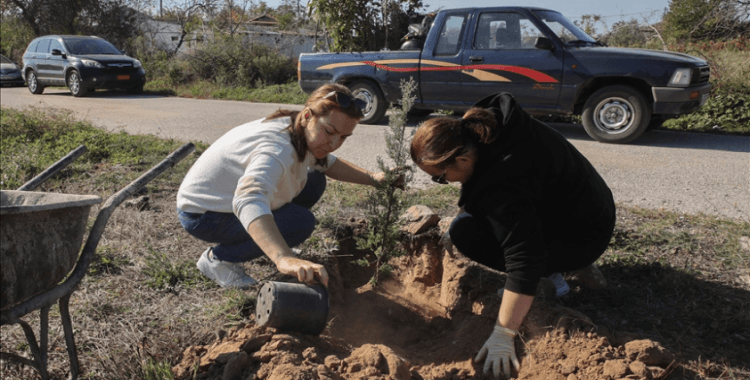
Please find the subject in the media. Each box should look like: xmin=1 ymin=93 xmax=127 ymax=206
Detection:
xmin=323 ymin=91 xmax=367 ymax=112
xmin=431 ymin=170 xmax=448 ymax=185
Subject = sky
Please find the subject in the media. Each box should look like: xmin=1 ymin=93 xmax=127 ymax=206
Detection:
xmin=260 ymin=0 xmax=672 ymax=27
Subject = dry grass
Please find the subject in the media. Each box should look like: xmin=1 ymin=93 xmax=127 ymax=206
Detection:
xmin=1 ymin=109 xmax=749 ymax=380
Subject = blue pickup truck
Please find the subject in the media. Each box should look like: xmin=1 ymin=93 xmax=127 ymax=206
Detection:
xmin=298 ymin=7 xmax=711 ymax=143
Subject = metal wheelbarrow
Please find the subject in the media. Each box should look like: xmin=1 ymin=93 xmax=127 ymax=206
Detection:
xmin=0 ymin=142 xmax=195 ymax=380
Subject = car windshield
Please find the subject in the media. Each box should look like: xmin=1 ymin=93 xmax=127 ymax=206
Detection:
xmin=532 ymin=10 xmax=597 ymax=44
xmin=63 ymin=38 xmax=121 ymax=55
xmin=1 ymin=55 xmax=13 ymax=64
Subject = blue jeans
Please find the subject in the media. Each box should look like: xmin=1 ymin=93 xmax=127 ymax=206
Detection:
xmin=177 ymin=170 xmax=326 ymax=263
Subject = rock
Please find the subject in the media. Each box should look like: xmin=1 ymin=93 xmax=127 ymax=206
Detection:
xmin=303 ymin=347 xmax=319 ymax=362
xmin=400 ymin=205 xmax=440 ymax=235
xmin=629 ymin=360 xmax=652 ymax=379
xmin=222 ymin=351 xmax=251 ymax=380
xmin=624 ymin=340 xmax=674 ymax=367
xmin=602 ymin=359 xmax=630 ymax=379
xmin=324 ymin=355 xmax=341 ymax=370
xmin=740 ymin=236 xmax=750 ymax=252
xmin=241 ymin=333 xmax=273 ymax=353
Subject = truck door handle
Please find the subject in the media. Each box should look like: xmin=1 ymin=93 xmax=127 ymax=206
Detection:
xmin=469 ymin=56 xmax=484 ymax=63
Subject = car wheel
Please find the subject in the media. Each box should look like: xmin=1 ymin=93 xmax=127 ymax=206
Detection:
xmin=27 ymin=71 xmax=44 ymax=94
xmin=582 ymin=85 xmax=650 ymax=144
xmin=349 ymin=80 xmax=387 ymax=124
xmin=127 ymin=84 xmax=144 ymax=95
xmin=67 ymin=70 xmax=87 ymax=97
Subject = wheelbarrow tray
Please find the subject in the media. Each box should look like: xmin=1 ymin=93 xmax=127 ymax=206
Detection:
xmin=1 ymin=190 xmax=102 ymax=311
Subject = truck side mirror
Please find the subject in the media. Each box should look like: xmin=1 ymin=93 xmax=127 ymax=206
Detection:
xmin=534 ymin=37 xmax=555 ymax=51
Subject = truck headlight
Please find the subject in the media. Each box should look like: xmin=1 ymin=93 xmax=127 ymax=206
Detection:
xmin=81 ymin=59 xmax=104 ymax=69
xmin=668 ymin=68 xmax=691 ymax=87
xmin=134 ymin=59 xmax=142 ymax=69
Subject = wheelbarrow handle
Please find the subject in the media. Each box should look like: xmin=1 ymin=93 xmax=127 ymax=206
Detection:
xmin=17 ymin=145 xmax=88 ymax=191
xmin=2 ymin=142 xmax=196 ymax=322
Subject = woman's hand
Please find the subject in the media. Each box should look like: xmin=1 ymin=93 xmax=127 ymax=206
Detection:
xmin=371 ymin=167 xmax=407 ymax=190
xmin=276 ymin=256 xmax=329 ymax=287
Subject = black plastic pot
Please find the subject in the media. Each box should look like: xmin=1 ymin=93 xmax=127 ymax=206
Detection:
xmin=255 ymin=281 xmax=329 ymax=336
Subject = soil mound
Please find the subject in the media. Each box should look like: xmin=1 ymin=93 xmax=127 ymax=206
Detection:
xmin=172 ymin=237 xmax=676 ymax=380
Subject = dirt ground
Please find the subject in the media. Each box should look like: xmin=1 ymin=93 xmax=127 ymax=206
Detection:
xmin=2 ymin=178 xmax=748 ymax=380
xmin=171 ymin=234 xmax=680 ymax=380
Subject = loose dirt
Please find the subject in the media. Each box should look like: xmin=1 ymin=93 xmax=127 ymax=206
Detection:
xmin=172 ymin=237 xmax=676 ymax=380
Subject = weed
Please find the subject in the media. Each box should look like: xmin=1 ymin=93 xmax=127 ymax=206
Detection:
xmin=142 ymin=247 xmax=214 ymax=290
xmin=89 ymin=246 xmax=132 ymax=276
xmin=142 ymin=358 xmax=174 ymax=380
xmin=215 ymin=289 xmax=256 ymax=321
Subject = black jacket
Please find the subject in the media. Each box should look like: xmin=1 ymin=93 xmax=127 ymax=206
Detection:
xmin=458 ymin=93 xmax=616 ymax=295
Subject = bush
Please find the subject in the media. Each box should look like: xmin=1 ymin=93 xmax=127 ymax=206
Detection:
xmin=0 ymin=16 xmax=35 ymax=63
xmin=663 ymin=85 xmax=750 ymax=134
xmin=181 ymin=36 xmax=296 ymax=88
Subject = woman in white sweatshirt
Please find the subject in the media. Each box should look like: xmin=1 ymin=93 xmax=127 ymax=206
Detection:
xmin=176 ymin=83 xmax=392 ymax=289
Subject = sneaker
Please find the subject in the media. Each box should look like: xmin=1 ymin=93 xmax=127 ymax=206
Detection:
xmin=545 ymin=272 xmax=570 ymax=297
xmin=291 ymin=248 xmax=302 ymax=256
xmin=196 ymin=248 xmax=257 ymax=289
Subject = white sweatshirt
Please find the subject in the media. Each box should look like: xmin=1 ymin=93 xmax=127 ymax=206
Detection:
xmin=176 ymin=117 xmax=335 ymax=230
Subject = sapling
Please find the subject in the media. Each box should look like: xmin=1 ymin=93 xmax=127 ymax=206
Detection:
xmin=355 ymin=78 xmax=418 ymax=285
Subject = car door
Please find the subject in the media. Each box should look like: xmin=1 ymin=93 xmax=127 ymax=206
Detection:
xmin=461 ymin=11 xmax=564 ymax=109
xmin=47 ymin=38 xmax=67 ymax=85
xmin=419 ymin=11 xmax=471 ymax=109
xmin=34 ymin=38 xmax=52 ymax=81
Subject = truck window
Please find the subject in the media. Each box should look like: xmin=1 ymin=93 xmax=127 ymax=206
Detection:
xmin=533 ymin=10 xmax=596 ymax=44
xmin=473 ymin=12 xmax=546 ymax=50
xmin=435 ymin=14 xmax=467 ymax=56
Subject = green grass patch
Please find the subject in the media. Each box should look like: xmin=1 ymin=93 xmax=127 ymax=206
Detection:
xmin=214 ymin=289 xmax=256 ymax=321
xmin=0 ymin=107 xmax=207 ymax=191
xmin=142 ymin=248 xmax=215 ymax=290
xmin=145 ymin=79 xmax=307 ymax=104
xmin=89 ymin=246 xmax=132 ymax=276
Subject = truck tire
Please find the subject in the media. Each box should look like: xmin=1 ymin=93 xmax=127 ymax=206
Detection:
xmin=582 ymin=85 xmax=651 ymax=144
xmin=27 ymin=70 xmax=44 ymax=94
xmin=349 ymin=81 xmax=387 ymax=124
xmin=67 ymin=70 xmax=88 ymax=97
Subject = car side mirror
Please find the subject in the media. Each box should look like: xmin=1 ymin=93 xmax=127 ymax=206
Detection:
xmin=51 ymin=49 xmax=66 ymax=58
xmin=534 ymin=37 xmax=555 ymax=51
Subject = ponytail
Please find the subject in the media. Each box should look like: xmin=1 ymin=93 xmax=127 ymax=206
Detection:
xmin=411 ymin=107 xmax=498 ymax=168
xmin=462 ymin=108 xmax=498 ymax=144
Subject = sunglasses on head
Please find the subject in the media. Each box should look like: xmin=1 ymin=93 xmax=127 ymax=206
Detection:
xmin=323 ymin=91 xmax=367 ymax=112
xmin=431 ymin=170 xmax=448 ymax=185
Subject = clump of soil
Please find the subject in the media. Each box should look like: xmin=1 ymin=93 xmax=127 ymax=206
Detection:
xmin=172 ymin=236 xmax=676 ymax=380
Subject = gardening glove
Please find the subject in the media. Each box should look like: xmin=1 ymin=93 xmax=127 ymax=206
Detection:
xmin=475 ymin=325 xmax=520 ymax=379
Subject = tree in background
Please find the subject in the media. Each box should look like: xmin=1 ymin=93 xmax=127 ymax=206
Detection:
xmin=662 ymin=0 xmax=749 ymax=41
xmin=307 ymin=0 xmax=423 ymax=52
xmin=5 ymin=0 xmax=142 ymax=49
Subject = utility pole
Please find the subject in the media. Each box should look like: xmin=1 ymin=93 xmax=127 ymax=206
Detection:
xmin=160 ymin=0 xmax=163 ymax=18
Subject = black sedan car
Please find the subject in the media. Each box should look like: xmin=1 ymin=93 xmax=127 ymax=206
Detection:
xmin=1 ymin=55 xmax=25 ymax=86
xmin=22 ymin=35 xmax=146 ymax=97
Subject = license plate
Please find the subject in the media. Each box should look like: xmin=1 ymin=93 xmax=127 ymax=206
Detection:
xmin=117 ymin=75 xmax=130 ymax=80
xmin=700 ymin=93 xmax=709 ymax=106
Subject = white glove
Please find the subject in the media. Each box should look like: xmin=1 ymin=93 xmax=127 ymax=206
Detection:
xmin=439 ymin=230 xmax=454 ymax=256
xmin=475 ymin=325 xmax=520 ymax=378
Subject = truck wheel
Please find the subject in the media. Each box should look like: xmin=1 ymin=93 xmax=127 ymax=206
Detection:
xmin=67 ymin=70 xmax=88 ymax=97
xmin=27 ymin=71 xmax=44 ymax=94
xmin=582 ymin=86 xmax=650 ymax=144
xmin=349 ymin=81 xmax=387 ymax=124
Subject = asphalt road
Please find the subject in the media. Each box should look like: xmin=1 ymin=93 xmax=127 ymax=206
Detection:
xmin=2 ymin=86 xmax=748 ymax=221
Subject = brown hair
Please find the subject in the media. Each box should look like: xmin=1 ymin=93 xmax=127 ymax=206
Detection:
xmin=266 ymin=83 xmax=364 ymax=164
xmin=410 ymin=108 xmax=498 ymax=168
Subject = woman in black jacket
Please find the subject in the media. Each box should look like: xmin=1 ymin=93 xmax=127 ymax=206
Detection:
xmin=410 ymin=92 xmax=615 ymax=378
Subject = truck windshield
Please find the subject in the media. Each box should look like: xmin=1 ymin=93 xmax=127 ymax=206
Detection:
xmin=532 ymin=10 xmax=597 ymax=44
xmin=63 ymin=38 xmax=121 ymax=55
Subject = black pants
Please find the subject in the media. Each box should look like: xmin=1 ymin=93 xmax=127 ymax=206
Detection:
xmin=448 ymin=212 xmax=615 ymax=276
